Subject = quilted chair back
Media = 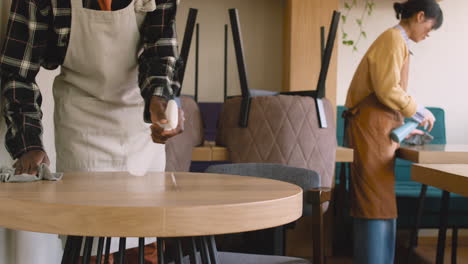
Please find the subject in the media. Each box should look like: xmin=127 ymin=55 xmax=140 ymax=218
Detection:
xmin=216 ymin=9 xmax=340 ymax=190
xmin=165 ymin=96 xmax=204 ymax=172
xmin=216 ymin=95 xmax=337 ymax=190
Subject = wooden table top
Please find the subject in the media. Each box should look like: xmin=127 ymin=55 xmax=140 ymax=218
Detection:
xmin=411 ymin=164 xmax=468 ymax=197
xmin=397 ymin=144 xmax=468 ymax=164
xmin=336 ymin=147 xmax=354 ymax=163
xmin=0 ymin=172 xmax=302 ymax=238
xmin=192 ymin=144 xmax=354 ymax=163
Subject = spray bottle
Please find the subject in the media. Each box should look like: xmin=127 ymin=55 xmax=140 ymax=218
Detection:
xmin=390 ymin=120 xmax=419 ymax=143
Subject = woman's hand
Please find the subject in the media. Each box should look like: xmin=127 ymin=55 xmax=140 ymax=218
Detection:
xmin=149 ymin=96 xmax=185 ymax=144
xmin=13 ymin=150 xmax=50 ymax=175
xmin=419 ymin=108 xmax=436 ymax=132
xmin=405 ymin=129 xmax=425 ymax=139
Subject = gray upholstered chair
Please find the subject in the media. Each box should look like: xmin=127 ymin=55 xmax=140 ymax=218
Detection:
xmin=205 ymin=163 xmax=331 ymax=264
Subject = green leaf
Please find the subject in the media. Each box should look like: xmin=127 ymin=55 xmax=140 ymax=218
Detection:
xmin=342 ymin=15 xmax=347 ymax=23
xmin=343 ymin=32 xmax=348 ymax=39
xmin=343 ymin=40 xmax=353 ymax=46
xmin=353 ymin=46 xmax=358 ymax=52
xmin=345 ymin=3 xmax=350 ymax=9
xmin=356 ymin=19 xmax=362 ymax=26
xmin=361 ymin=31 xmax=367 ymax=38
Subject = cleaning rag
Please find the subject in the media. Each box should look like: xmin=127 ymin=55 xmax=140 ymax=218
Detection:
xmin=0 ymin=164 xmax=63 ymax=183
xmin=403 ymin=132 xmax=434 ymax=146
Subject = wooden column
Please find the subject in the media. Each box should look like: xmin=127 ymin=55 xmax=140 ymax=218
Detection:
xmin=284 ymin=2 xmax=340 ymax=258
xmin=283 ymin=0 xmax=339 ymax=107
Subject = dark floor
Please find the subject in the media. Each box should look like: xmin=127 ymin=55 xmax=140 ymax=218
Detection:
xmin=327 ymin=246 xmax=468 ymax=264
xmin=326 ymin=231 xmax=468 ymax=264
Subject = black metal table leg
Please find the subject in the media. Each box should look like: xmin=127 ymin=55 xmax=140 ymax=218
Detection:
xmin=61 ymin=236 xmax=74 ymax=264
xmin=198 ymin=237 xmax=210 ymax=264
xmin=82 ymin=237 xmax=94 ymax=264
xmin=189 ymin=237 xmax=200 ymax=264
xmin=175 ymin=238 xmax=184 ymax=264
xmin=96 ymin=237 xmax=104 ymax=264
xmin=452 ymin=227 xmax=458 ymax=264
xmin=208 ymin=236 xmax=219 ymax=264
xmin=436 ymin=190 xmax=451 ymax=264
xmin=139 ymin=237 xmax=145 ymax=264
xmin=71 ymin=236 xmax=84 ymax=264
xmin=158 ymin=238 xmax=165 ymax=264
xmin=273 ymin=226 xmax=285 ymax=256
xmin=104 ymin=237 xmax=111 ymax=264
xmin=118 ymin=238 xmax=126 ymax=264
xmin=408 ymin=184 xmax=428 ymax=263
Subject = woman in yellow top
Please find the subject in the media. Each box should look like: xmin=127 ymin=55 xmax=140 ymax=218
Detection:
xmin=344 ymin=0 xmax=443 ymax=262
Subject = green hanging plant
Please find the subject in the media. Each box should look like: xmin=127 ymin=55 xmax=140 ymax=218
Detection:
xmin=341 ymin=0 xmax=376 ymax=52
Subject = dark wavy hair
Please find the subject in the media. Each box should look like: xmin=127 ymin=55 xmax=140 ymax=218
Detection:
xmin=394 ymin=0 xmax=443 ymax=30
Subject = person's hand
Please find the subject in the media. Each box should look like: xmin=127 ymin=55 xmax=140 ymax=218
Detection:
xmin=405 ymin=129 xmax=425 ymax=139
xmin=13 ymin=150 xmax=50 ymax=175
xmin=419 ymin=108 xmax=436 ymax=132
xmin=149 ymin=96 xmax=185 ymax=144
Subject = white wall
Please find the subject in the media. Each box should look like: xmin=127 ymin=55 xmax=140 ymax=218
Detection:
xmin=0 ymin=0 xmax=10 ymax=44
xmin=338 ymin=0 xmax=467 ymax=144
xmin=176 ymin=0 xmax=284 ymax=102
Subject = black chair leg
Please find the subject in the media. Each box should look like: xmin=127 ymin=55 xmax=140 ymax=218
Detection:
xmin=408 ymin=184 xmax=428 ymax=263
xmin=436 ymin=191 xmax=451 ymax=264
xmin=452 ymin=227 xmax=458 ymax=264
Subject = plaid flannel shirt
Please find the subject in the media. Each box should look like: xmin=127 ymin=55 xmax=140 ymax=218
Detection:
xmin=0 ymin=0 xmax=181 ymax=159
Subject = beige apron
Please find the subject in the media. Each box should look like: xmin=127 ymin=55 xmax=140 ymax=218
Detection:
xmin=53 ymin=0 xmax=164 ymax=253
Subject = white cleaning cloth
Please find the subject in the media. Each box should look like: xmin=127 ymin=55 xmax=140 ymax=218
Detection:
xmin=0 ymin=164 xmax=63 ymax=183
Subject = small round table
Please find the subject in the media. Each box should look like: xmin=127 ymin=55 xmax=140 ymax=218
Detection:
xmin=0 ymin=172 xmax=303 ymax=263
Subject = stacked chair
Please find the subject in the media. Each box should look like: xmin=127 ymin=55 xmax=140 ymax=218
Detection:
xmin=213 ymin=8 xmax=341 ymax=264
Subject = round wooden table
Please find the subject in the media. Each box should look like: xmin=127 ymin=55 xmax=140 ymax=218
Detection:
xmin=0 ymin=171 xmax=303 ymax=238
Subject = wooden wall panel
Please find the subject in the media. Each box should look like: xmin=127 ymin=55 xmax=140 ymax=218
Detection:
xmin=283 ymin=0 xmax=339 ymax=107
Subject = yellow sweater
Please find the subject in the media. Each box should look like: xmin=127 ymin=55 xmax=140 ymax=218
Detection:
xmin=345 ymin=27 xmax=417 ymax=118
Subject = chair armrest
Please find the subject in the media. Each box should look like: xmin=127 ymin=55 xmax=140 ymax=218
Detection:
xmin=307 ymin=187 xmax=332 ymax=205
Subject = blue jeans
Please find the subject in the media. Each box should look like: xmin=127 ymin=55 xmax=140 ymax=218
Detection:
xmin=353 ymin=218 xmax=396 ymax=264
